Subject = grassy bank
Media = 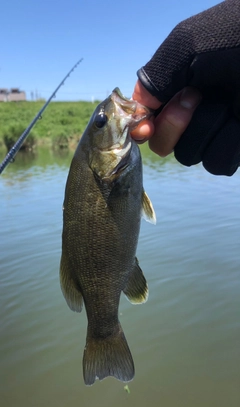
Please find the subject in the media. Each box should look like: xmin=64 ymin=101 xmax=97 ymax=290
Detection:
xmin=0 ymin=100 xmax=100 ymax=151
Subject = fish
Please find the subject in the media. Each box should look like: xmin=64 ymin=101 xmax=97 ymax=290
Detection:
xmin=60 ymin=88 xmax=156 ymax=386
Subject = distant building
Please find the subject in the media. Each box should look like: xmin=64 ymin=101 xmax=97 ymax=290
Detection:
xmin=0 ymin=88 xmax=26 ymax=102
xmin=0 ymin=88 xmax=8 ymax=102
xmin=8 ymin=88 xmax=26 ymax=101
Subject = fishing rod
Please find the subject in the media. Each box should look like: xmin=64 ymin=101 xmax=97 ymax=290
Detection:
xmin=0 ymin=58 xmax=83 ymax=175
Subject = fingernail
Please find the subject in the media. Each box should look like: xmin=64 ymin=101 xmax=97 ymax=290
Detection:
xmin=135 ymin=138 xmax=147 ymax=144
xmin=180 ymin=87 xmax=202 ymax=109
xmin=131 ymin=136 xmax=147 ymax=144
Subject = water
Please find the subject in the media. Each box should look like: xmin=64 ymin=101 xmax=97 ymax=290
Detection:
xmin=1 ymin=146 xmax=240 ymax=407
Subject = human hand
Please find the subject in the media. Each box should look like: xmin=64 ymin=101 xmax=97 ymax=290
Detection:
xmin=131 ymin=80 xmax=202 ymax=156
xmin=131 ymin=0 xmax=240 ymax=176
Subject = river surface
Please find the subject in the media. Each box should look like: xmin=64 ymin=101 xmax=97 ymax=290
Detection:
xmin=1 ymin=145 xmax=240 ymax=407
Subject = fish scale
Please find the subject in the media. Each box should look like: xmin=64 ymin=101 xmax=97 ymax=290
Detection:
xmin=60 ymin=88 xmax=156 ymax=385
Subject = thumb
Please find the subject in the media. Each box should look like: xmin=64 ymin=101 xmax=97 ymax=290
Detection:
xmin=131 ymin=80 xmax=161 ymax=142
xmin=132 ymin=80 xmax=162 ymax=110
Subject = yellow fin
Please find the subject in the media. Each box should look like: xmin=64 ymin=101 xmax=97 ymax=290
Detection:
xmin=141 ymin=190 xmax=156 ymax=225
xmin=123 ymin=258 xmax=148 ymax=304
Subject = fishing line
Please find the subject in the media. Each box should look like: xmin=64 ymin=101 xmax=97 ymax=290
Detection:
xmin=0 ymin=58 xmax=83 ymax=174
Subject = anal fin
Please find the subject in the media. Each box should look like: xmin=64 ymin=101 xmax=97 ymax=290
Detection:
xmin=123 ymin=258 xmax=148 ymax=304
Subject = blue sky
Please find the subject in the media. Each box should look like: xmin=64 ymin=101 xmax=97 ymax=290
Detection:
xmin=1 ymin=0 xmax=220 ymax=101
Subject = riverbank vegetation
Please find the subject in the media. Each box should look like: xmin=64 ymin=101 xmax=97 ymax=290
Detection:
xmin=0 ymin=100 xmax=99 ymax=151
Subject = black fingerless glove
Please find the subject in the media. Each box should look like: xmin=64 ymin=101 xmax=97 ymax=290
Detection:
xmin=137 ymin=0 xmax=240 ymax=175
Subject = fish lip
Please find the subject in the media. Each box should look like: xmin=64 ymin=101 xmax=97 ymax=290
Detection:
xmin=111 ymin=87 xmax=154 ymax=130
xmin=112 ymin=87 xmax=130 ymax=102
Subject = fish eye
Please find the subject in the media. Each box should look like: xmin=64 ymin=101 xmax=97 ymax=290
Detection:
xmin=94 ymin=113 xmax=108 ymax=129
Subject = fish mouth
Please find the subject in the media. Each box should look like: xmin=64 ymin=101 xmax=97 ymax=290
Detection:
xmin=111 ymin=87 xmax=154 ymax=130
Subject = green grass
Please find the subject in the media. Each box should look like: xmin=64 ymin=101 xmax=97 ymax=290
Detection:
xmin=0 ymin=100 xmax=99 ymax=150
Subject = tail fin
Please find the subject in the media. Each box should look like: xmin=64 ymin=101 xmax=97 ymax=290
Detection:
xmin=83 ymin=322 xmax=134 ymax=385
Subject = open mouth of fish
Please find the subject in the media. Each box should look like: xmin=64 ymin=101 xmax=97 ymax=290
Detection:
xmin=111 ymin=87 xmax=154 ymax=130
xmin=92 ymin=88 xmax=154 ymax=181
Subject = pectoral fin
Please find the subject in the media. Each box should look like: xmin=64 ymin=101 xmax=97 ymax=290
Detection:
xmin=60 ymin=253 xmax=83 ymax=312
xmin=123 ymin=258 xmax=148 ymax=304
xmin=141 ymin=190 xmax=156 ymax=224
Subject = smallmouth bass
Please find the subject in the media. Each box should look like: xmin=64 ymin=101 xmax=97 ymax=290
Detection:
xmin=60 ymin=88 xmax=156 ymax=385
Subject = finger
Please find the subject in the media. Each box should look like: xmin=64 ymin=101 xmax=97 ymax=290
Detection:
xmin=131 ymin=119 xmax=155 ymax=142
xmin=149 ymin=87 xmax=202 ymax=157
xmin=132 ymin=79 xmax=162 ymax=109
xmin=131 ymin=80 xmax=162 ymax=141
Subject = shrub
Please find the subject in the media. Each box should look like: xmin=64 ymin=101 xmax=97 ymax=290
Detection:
xmin=2 ymin=124 xmax=36 ymax=151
